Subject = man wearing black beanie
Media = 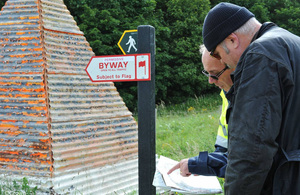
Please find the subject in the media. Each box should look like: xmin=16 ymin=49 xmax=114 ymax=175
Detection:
xmin=202 ymin=2 xmax=300 ymax=195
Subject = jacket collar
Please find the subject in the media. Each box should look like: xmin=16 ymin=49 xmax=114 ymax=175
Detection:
xmin=251 ymin=22 xmax=277 ymax=43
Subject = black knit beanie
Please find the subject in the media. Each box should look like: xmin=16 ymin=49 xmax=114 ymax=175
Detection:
xmin=202 ymin=2 xmax=255 ymax=52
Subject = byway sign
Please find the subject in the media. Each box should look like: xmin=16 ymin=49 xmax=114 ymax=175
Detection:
xmin=85 ymin=53 xmax=150 ymax=82
xmin=118 ymin=30 xmax=138 ymax=55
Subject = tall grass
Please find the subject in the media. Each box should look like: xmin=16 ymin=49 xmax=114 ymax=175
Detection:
xmin=155 ymin=92 xmax=225 ymax=194
xmin=156 ymin=92 xmax=222 ymax=160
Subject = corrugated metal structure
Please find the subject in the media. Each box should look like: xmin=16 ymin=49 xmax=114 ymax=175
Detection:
xmin=0 ymin=0 xmax=139 ymax=194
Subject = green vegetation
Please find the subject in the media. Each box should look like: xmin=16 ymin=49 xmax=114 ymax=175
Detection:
xmin=156 ymin=92 xmax=225 ymax=194
xmin=0 ymin=177 xmax=37 ymax=195
xmin=156 ymin=100 xmax=220 ymax=160
xmin=156 ymin=93 xmax=221 ymax=158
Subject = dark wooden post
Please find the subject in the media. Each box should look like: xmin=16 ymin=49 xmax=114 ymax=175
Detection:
xmin=138 ymin=25 xmax=156 ymax=195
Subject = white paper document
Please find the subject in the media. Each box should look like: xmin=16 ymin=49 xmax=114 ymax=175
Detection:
xmin=153 ymin=155 xmax=223 ymax=194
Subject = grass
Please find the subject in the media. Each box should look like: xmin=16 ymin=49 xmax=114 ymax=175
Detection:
xmin=155 ymin=92 xmax=225 ymax=194
xmin=0 ymin=177 xmax=37 ymax=195
xmin=156 ymin=92 xmax=221 ymax=159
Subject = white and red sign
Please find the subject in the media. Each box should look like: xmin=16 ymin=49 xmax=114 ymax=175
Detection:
xmin=85 ymin=53 xmax=151 ymax=82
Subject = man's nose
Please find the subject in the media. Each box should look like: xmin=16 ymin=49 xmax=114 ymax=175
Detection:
xmin=208 ymin=77 xmax=216 ymax=84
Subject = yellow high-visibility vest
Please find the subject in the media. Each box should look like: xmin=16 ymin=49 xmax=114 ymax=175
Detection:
xmin=215 ymin=90 xmax=229 ymax=148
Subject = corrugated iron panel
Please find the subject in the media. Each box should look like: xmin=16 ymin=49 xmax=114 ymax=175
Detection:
xmin=41 ymin=0 xmax=83 ymax=35
xmin=0 ymin=0 xmax=51 ymax=182
xmin=0 ymin=0 xmax=139 ymax=194
xmin=51 ymin=158 xmax=138 ymax=194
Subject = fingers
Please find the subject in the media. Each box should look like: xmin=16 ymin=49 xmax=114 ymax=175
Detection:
xmin=181 ymin=172 xmax=192 ymax=177
xmin=167 ymin=159 xmax=192 ymax=177
xmin=167 ymin=163 xmax=180 ymax=174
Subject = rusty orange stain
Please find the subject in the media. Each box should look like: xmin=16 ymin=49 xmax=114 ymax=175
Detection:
xmin=31 ymin=153 xmax=47 ymax=158
xmin=19 ymin=16 xmax=39 ymax=20
xmin=16 ymin=32 xmax=26 ymax=35
xmin=0 ymin=81 xmax=19 ymax=85
xmin=0 ymin=158 xmax=18 ymax=163
xmin=40 ymin=160 xmax=51 ymax=165
xmin=24 ymin=100 xmax=46 ymax=104
xmin=30 ymin=107 xmax=47 ymax=111
xmin=29 ymin=16 xmax=39 ymax=20
xmin=29 ymin=144 xmax=49 ymax=150
xmin=34 ymin=48 xmax=43 ymax=51
xmin=0 ymin=88 xmax=45 ymax=93
xmin=19 ymin=37 xmax=39 ymax=41
xmin=23 ymin=22 xmax=38 ymax=25
xmin=9 ymin=54 xmax=27 ymax=58
xmin=39 ymin=139 xmax=49 ymax=143
xmin=36 ymin=121 xmax=46 ymax=124
xmin=25 ymin=81 xmax=44 ymax=86
xmin=0 ymin=130 xmax=22 ymax=136
xmin=39 ymin=132 xmax=47 ymax=136
xmin=0 ymin=72 xmax=42 ymax=75
xmin=21 ymin=112 xmax=45 ymax=117
xmin=0 ymin=22 xmax=38 ymax=26
xmin=2 ymin=151 xmax=19 ymax=155
xmin=0 ymin=120 xmax=17 ymax=123
xmin=0 ymin=123 xmax=18 ymax=128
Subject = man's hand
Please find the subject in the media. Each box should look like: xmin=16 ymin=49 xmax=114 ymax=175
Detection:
xmin=167 ymin=158 xmax=192 ymax=177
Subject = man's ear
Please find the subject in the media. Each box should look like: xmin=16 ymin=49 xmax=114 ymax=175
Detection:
xmin=226 ymin=33 xmax=239 ymax=49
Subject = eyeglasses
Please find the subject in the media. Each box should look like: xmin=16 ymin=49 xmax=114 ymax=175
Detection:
xmin=210 ymin=48 xmax=221 ymax=60
xmin=202 ymin=66 xmax=229 ymax=80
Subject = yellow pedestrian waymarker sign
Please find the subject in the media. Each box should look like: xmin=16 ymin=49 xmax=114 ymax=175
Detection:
xmin=118 ymin=30 xmax=138 ymax=55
